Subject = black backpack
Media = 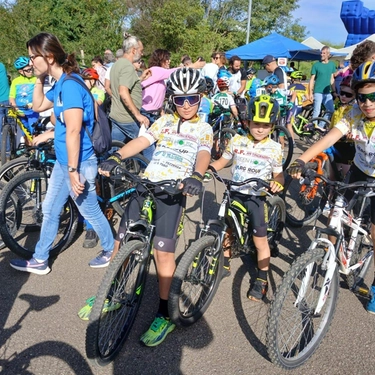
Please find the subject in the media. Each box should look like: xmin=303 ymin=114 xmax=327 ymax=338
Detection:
xmin=63 ymin=75 xmax=112 ymax=155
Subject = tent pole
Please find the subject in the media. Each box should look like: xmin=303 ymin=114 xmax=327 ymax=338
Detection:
xmin=246 ymin=0 xmax=253 ymax=44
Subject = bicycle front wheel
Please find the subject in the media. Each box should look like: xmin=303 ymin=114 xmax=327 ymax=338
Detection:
xmin=86 ymin=240 xmax=151 ymax=366
xmin=168 ymin=235 xmax=224 ymax=326
xmin=0 ymin=156 xmax=28 ymax=182
xmin=267 ymin=246 xmax=339 ymax=369
xmin=271 ymin=125 xmax=294 ymax=170
xmin=0 ymin=170 xmax=78 ymax=258
xmin=283 ymin=173 xmax=327 ymax=228
xmin=1 ymin=124 xmax=16 ymax=166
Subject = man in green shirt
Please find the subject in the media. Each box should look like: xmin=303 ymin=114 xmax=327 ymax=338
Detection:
xmin=308 ymin=46 xmax=336 ymax=118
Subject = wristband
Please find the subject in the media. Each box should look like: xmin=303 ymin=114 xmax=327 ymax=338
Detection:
xmin=192 ymin=171 xmax=203 ymax=181
xmin=272 ymin=180 xmax=284 ymax=190
xmin=109 ymin=152 xmax=122 ymax=164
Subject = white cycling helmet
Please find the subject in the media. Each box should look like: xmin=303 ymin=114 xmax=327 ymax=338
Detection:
xmin=167 ymin=67 xmax=206 ymax=95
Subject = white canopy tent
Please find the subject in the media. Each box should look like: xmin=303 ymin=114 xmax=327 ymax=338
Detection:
xmin=302 ymin=34 xmax=375 ymax=60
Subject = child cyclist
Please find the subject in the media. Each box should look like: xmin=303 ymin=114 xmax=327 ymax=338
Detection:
xmin=288 ymin=61 xmax=375 ymax=314
xmin=88 ymin=68 xmax=213 ymax=345
xmin=208 ymin=95 xmax=284 ymax=301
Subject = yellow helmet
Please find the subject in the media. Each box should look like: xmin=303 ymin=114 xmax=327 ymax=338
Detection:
xmin=248 ymin=95 xmax=279 ymax=123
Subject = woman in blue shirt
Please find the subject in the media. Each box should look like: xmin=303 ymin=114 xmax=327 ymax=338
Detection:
xmin=9 ymin=33 xmax=114 ymax=274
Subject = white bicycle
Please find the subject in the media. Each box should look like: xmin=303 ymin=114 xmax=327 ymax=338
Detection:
xmin=267 ymin=170 xmax=375 ymax=369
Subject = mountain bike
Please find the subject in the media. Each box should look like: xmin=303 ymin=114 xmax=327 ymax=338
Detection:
xmin=0 ymin=144 xmax=148 ymax=259
xmin=267 ymin=171 xmax=374 ymax=369
xmin=85 ymin=167 xmax=183 ymax=366
xmin=0 ymin=104 xmax=36 ymax=166
xmin=168 ymin=169 xmax=286 ymax=326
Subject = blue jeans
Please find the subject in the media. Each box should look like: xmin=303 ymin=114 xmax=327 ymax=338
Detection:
xmin=0 ymin=100 xmax=8 ymax=147
xmin=312 ymin=92 xmax=334 ymax=119
xmin=34 ymin=156 xmax=114 ymax=260
xmin=110 ymin=118 xmax=155 ymax=161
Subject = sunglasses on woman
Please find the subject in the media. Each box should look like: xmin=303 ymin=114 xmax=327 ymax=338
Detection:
xmin=172 ymin=94 xmax=201 ymax=107
xmin=357 ymin=92 xmax=375 ymax=103
xmin=339 ymin=91 xmax=354 ymax=98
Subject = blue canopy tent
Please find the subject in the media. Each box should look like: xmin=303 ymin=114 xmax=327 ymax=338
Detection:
xmin=225 ymin=32 xmax=345 ymax=61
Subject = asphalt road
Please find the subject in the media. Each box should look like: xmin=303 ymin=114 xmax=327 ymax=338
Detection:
xmin=1 ymin=143 xmax=375 ymax=375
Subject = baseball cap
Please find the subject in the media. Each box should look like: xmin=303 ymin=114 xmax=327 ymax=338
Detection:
xmin=262 ymin=55 xmax=276 ymax=65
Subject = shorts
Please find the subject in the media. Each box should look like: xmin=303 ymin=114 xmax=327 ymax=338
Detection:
xmin=227 ymin=191 xmax=268 ymax=237
xmin=331 ymin=141 xmax=355 ymax=165
xmin=116 ymin=185 xmax=186 ymax=253
xmin=346 ymin=164 xmax=375 ymax=225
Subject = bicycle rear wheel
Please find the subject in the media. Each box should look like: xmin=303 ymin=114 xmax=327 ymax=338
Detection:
xmin=267 ymin=196 xmax=286 ymax=257
xmin=211 ymin=127 xmax=236 ymax=167
xmin=271 ymin=125 xmax=293 ymax=170
xmin=0 ymin=170 xmax=78 ymax=258
xmin=0 ymin=156 xmax=28 ymax=182
xmin=1 ymin=124 xmax=16 ymax=166
xmin=86 ymin=240 xmax=151 ymax=366
xmin=109 ymin=153 xmax=149 ymax=217
xmin=267 ymin=246 xmax=339 ymax=369
xmin=168 ymin=235 xmax=223 ymax=326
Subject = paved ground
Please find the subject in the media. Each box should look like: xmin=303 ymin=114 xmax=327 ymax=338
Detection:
xmin=1 ymin=145 xmax=375 ymax=375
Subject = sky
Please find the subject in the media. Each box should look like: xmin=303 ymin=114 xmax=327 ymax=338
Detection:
xmin=292 ymin=0 xmax=375 ymax=46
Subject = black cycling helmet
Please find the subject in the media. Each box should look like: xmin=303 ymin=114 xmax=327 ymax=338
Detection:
xmin=204 ymin=76 xmax=214 ymax=93
xmin=167 ymin=67 xmax=206 ymax=95
xmin=246 ymin=67 xmax=257 ymax=75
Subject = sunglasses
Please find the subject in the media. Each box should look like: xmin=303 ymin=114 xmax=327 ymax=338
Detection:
xmin=214 ymin=56 xmax=220 ymax=60
xmin=357 ymin=92 xmax=375 ymax=103
xmin=172 ymin=94 xmax=201 ymax=107
xmin=23 ymin=68 xmax=33 ymax=73
xmin=340 ymin=91 xmax=354 ymax=98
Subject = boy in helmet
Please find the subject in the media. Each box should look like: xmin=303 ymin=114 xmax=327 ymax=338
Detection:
xmin=82 ymin=68 xmax=213 ymax=345
xmin=9 ymin=56 xmax=39 ymax=138
xmin=288 ymin=61 xmax=375 ymax=315
xmin=82 ymin=68 xmax=105 ymax=105
xmin=206 ymin=95 xmax=284 ymax=301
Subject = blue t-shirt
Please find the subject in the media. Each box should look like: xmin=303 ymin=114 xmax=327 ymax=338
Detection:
xmin=0 ymin=62 xmax=10 ymax=102
xmin=46 ymin=73 xmax=95 ymax=164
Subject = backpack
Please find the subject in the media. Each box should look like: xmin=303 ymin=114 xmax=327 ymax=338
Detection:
xmin=63 ymin=75 xmax=112 ymax=155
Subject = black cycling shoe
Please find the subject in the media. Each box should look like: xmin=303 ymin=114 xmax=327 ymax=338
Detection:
xmin=83 ymin=229 xmax=99 ymax=248
xmin=247 ymin=278 xmax=268 ymax=301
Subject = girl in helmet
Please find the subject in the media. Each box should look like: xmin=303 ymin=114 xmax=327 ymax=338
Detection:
xmin=288 ymin=61 xmax=375 ymax=315
xmin=207 ymin=95 xmax=284 ymax=301
xmin=9 ymin=56 xmax=39 ymax=138
xmin=96 ymin=67 xmax=213 ymax=345
xmin=81 ymin=68 xmax=105 ymax=106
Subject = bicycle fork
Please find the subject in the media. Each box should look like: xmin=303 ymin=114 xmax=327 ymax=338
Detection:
xmin=295 ymin=238 xmax=337 ymax=315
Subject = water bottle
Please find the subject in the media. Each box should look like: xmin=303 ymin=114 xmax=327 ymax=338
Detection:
xmin=329 ymin=196 xmax=345 ymax=229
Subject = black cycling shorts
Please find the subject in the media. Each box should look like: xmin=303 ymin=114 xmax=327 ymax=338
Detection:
xmin=345 ymin=164 xmax=375 ymax=225
xmin=116 ymin=185 xmax=186 ymax=253
xmin=227 ymin=191 xmax=268 ymax=237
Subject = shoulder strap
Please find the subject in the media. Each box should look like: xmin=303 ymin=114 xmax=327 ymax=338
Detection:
xmin=62 ymin=74 xmax=96 ymax=142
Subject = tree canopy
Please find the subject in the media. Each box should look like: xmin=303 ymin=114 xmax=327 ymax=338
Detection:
xmin=0 ymin=0 xmax=305 ymax=70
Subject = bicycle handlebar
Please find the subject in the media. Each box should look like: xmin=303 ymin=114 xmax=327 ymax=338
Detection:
xmin=302 ymin=168 xmax=375 ymax=194
xmin=112 ymin=165 xmax=183 ymax=195
xmin=0 ymin=104 xmax=30 ymax=110
xmin=208 ymin=165 xmax=272 ymax=193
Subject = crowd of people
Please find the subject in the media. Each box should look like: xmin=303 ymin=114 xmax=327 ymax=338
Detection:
xmin=2 ymin=32 xmax=375 ymax=349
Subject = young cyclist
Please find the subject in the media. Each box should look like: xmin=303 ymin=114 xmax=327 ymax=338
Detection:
xmin=94 ymin=68 xmax=213 ymax=345
xmin=212 ymin=77 xmax=239 ymax=119
xmin=208 ymin=95 xmax=284 ymax=300
xmin=288 ymin=61 xmax=375 ymax=314
xmin=82 ymin=68 xmax=105 ymax=105
xmin=9 ymin=56 xmax=39 ymax=138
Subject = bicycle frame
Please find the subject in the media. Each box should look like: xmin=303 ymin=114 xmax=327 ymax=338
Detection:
xmin=3 ymin=107 xmax=34 ymax=143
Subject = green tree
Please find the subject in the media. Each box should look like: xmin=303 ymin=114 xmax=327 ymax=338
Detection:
xmin=0 ymin=0 xmax=125 ymax=70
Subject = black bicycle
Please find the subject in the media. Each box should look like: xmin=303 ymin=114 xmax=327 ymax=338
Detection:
xmin=85 ymin=167 xmax=182 ymax=366
xmin=168 ymin=169 xmax=286 ymax=326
